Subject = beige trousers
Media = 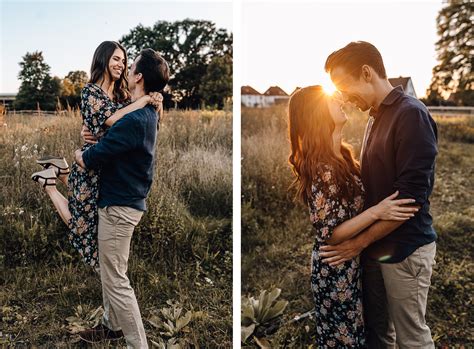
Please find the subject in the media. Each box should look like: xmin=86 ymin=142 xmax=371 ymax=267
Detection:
xmin=363 ymin=241 xmax=436 ymax=349
xmin=98 ymin=206 xmax=148 ymax=349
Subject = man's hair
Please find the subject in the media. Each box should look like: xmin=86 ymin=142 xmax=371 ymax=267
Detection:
xmin=135 ymin=48 xmax=170 ymax=93
xmin=325 ymin=41 xmax=387 ymax=79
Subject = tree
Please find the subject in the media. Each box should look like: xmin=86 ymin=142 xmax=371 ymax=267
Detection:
xmin=120 ymin=19 xmax=233 ymax=109
xmin=14 ymin=51 xmax=61 ymax=110
xmin=42 ymin=76 xmax=62 ymax=110
xmin=426 ymin=0 xmax=473 ymax=106
xmin=199 ymin=55 xmax=233 ymax=109
xmin=60 ymin=71 xmax=88 ymax=108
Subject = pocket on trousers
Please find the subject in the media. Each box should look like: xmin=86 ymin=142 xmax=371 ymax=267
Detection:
xmin=107 ymin=206 xmax=142 ymax=231
xmin=384 ymin=276 xmax=417 ymax=300
xmin=104 ymin=206 xmax=122 ymax=226
xmin=415 ymin=243 xmax=436 ymax=288
xmin=381 ymin=261 xmax=418 ymax=300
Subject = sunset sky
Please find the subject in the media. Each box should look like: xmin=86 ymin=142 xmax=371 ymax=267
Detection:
xmin=242 ymin=1 xmax=444 ymax=98
xmin=0 ymin=0 xmax=232 ymax=93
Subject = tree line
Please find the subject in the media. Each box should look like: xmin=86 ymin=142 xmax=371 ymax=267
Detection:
xmin=14 ymin=19 xmax=232 ymax=111
xmin=12 ymin=2 xmax=473 ymax=110
xmin=421 ymin=0 xmax=473 ymax=106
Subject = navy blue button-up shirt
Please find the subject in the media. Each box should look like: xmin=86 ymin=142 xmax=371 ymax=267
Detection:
xmin=83 ymin=105 xmax=158 ymax=212
xmin=361 ymin=86 xmax=438 ymax=263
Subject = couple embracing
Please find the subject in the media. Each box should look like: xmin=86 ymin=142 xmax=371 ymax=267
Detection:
xmin=289 ymin=41 xmax=438 ymax=348
xmin=31 ymin=41 xmax=169 ymax=348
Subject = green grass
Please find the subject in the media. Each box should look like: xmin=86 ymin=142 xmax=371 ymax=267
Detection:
xmin=1 ymin=110 xmax=232 ymax=347
xmin=241 ymin=106 xmax=473 ymax=347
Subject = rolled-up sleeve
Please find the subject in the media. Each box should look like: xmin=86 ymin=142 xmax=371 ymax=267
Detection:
xmin=393 ymin=107 xmax=438 ymax=205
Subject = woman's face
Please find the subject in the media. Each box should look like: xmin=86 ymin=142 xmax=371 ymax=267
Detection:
xmin=107 ymin=48 xmax=125 ymax=81
xmin=327 ymin=91 xmax=348 ymax=126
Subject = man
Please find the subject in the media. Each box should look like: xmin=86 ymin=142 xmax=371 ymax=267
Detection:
xmin=320 ymin=41 xmax=438 ymax=348
xmin=74 ymin=48 xmax=169 ymax=348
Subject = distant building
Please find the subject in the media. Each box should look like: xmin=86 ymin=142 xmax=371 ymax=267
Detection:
xmin=241 ymin=86 xmax=264 ymax=107
xmin=262 ymin=86 xmax=289 ymax=106
xmin=389 ymin=76 xmax=417 ymax=98
xmin=242 ymin=78 xmax=417 ymax=108
xmin=0 ymin=93 xmax=17 ymax=111
xmin=242 ymin=85 xmax=291 ymax=108
xmin=290 ymin=87 xmax=301 ymax=96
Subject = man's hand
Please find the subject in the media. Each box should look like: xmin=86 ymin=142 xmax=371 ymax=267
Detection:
xmin=75 ymin=149 xmax=86 ymax=169
xmin=319 ymin=235 xmax=367 ymax=266
xmin=81 ymin=125 xmax=98 ymax=144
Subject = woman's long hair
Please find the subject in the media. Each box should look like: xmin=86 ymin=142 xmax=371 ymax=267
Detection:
xmin=288 ymin=85 xmax=361 ymax=205
xmin=89 ymin=41 xmax=130 ymax=102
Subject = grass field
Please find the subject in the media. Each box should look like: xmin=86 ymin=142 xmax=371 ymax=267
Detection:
xmin=1 ymin=109 xmax=232 ymax=347
xmin=241 ymin=105 xmax=473 ymax=347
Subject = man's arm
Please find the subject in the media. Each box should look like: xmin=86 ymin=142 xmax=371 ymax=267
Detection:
xmin=79 ymin=116 xmax=139 ymax=170
xmin=392 ymin=107 xmax=438 ymax=205
xmin=319 ymin=220 xmax=404 ymax=266
xmin=320 ymin=106 xmax=437 ymax=266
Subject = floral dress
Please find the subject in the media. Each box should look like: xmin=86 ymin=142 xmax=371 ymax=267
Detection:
xmin=308 ymin=164 xmax=366 ymax=348
xmin=67 ymin=83 xmax=130 ymax=267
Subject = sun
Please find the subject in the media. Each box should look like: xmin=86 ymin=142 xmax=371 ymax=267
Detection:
xmin=322 ymin=82 xmax=337 ymax=96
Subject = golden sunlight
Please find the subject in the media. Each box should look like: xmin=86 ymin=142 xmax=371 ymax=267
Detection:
xmin=321 ymin=78 xmax=337 ymax=96
xmin=322 ymin=85 xmax=336 ymax=96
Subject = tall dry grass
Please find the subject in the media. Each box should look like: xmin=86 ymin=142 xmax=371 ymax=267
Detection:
xmin=1 ymin=109 xmax=232 ymax=347
xmin=242 ymin=105 xmax=473 ymax=347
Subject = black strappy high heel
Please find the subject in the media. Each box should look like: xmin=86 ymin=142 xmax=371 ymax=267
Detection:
xmin=31 ymin=168 xmax=57 ymax=188
xmin=36 ymin=156 xmax=70 ymax=176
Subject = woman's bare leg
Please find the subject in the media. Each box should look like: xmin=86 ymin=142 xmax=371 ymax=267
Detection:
xmin=57 ymin=173 xmax=69 ymax=186
xmin=44 ymin=186 xmax=72 ymax=225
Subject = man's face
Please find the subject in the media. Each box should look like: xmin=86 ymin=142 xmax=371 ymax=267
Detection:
xmin=330 ymin=66 xmax=375 ymax=112
xmin=127 ymin=55 xmax=141 ymax=91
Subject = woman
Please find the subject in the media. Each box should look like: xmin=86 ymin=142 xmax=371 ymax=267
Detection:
xmin=31 ymin=41 xmax=162 ymax=268
xmin=288 ymin=86 xmax=418 ymax=347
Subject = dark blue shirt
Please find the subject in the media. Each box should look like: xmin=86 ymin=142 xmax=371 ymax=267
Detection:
xmin=82 ymin=105 xmax=158 ymax=211
xmin=361 ymin=86 xmax=438 ymax=263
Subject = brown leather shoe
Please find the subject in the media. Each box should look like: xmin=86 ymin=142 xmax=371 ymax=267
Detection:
xmin=78 ymin=324 xmax=124 ymax=343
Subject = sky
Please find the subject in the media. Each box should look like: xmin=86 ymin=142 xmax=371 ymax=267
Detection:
xmin=0 ymin=0 xmax=232 ymax=93
xmin=242 ymin=1 xmax=444 ymax=98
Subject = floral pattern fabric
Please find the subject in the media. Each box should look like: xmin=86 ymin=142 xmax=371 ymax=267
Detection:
xmin=308 ymin=164 xmax=366 ymax=348
xmin=66 ymin=83 xmax=129 ymax=267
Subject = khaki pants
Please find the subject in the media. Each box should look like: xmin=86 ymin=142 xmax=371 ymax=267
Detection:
xmin=98 ymin=206 xmax=147 ymax=349
xmin=363 ymin=242 xmax=436 ymax=349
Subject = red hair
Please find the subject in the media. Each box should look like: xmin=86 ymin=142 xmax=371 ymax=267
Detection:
xmin=288 ymin=85 xmax=361 ymax=204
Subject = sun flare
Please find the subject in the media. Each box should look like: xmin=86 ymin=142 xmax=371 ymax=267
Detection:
xmin=321 ymin=80 xmax=337 ymax=96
